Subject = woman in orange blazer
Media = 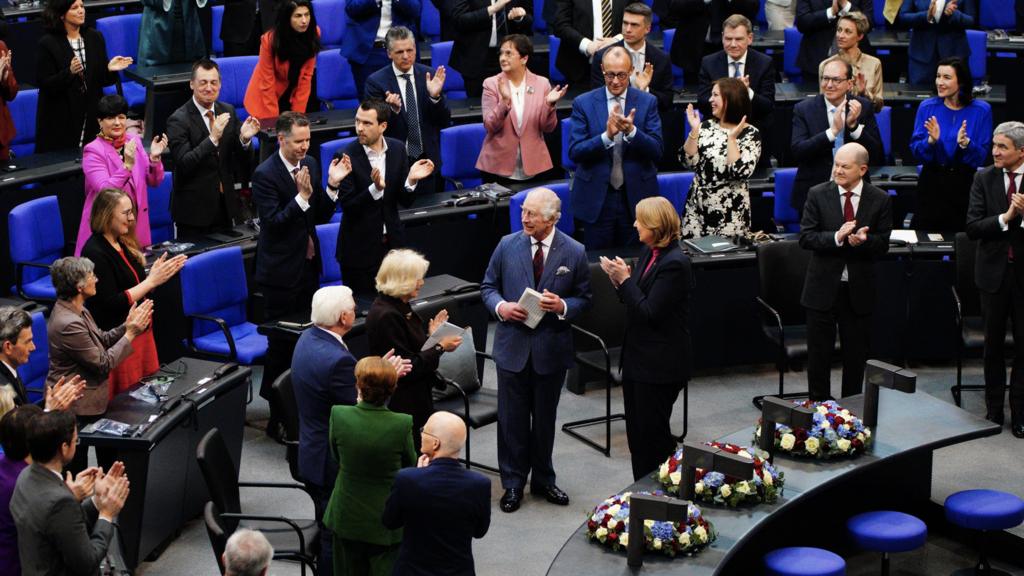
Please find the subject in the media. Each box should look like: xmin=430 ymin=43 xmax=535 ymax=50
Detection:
xmin=476 ymin=34 xmax=568 ymax=185
xmin=0 ymin=42 xmax=18 ymax=161
xmin=242 ymin=0 xmax=320 ymax=119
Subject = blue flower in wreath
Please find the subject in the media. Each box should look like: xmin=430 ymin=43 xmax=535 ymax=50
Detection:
xmin=702 ymin=472 xmax=725 ymax=489
xmin=651 ymin=521 xmax=675 ymax=541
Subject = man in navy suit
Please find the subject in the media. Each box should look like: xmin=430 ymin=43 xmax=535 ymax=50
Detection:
xmin=252 ymin=112 xmax=351 ymax=423
xmin=654 ymin=0 xmax=759 ymax=85
xmin=697 ymin=14 xmax=777 ymax=130
xmin=340 ymin=0 xmax=422 ymax=98
xmin=898 ymin=0 xmax=976 ymax=85
xmin=382 ymin=412 xmax=491 ymax=575
xmin=335 ymin=100 xmax=435 ymax=298
xmin=569 ymin=47 xmax=662 ymax=250
xmin=481 ymin=188 xmax=592 ymax=513
xmin=365 ymin=26 xmax=451 ymax=194
xmin=791 ymin=58 xmax=883 ymax=214
xmin=292 ymin=285 xmax=411 ymax=573
xmin=796 ymin=0 xmax=873 ymax=82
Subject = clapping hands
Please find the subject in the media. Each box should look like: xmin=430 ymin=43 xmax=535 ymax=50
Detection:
xmin=546 ymin=84 xmax=568 ymax=105
xmin=426 ymin=66 xmax=446 ymax=99
xmin=599 ymin=256 xmax=631 ymax=287
xmin=606 ymin=103 xmax=637 ymax=139
xmin=328 ymin=153 xmax=352 ymax=188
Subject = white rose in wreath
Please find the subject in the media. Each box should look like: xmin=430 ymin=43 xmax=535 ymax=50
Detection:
xmin=837 ymin=438 xmax=851 ymax=452
xmin=780 ymin=433 xmax=796 ymax=450
xmin=669 ymin=471 xmax=682 ymax=485
xmin=695 ymin=481 xmax=705 ymax=494
xmin=763 ymin=472 xmax=773 ymax=486
xmin=805 ymin=437 xmax=820 ymax=454
xmin=694 ymin=526 xmax=707 ymax=541
xmin=679 ymin=532 xmax=691 ymax=547
xmin=720 ymin=484 xmax=732 ymax=498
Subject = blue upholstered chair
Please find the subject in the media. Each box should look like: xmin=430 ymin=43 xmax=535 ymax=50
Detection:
xmin=316 ymin=50 xmax=359 ymax=110
xmin=980 ymin=0 xmax=1017 ymax=30
xmin=316 ymin=222 xmax=342 ymax=287
xmin=16 ymin=310 xmax=49 ymax=404
xmin=421 ymin=0 xmax=441 ymax=41
xmin=440 ymin=123 xmax=485 ymax=190
xmin=876 ymin=106 xmax=892 ymax=164
xmin=211 ymin=5 xmax=224 ymax=56
xmin=8 ymin=88 xmax=38 ymax=158
xmin=549 ymin=35 xmax=565 ymax=84
xmin=764 ymin=547 xmax=845 ymax=576
xmin=945 ymin=489 xmax=1024 ymax=576
xmin=149 ymin=171 xmax=174 ymax=244
xmin=95 ymin=14 xmax=146 ymax=108
xmin=430 ymin=42 xmax=467 ymax=100
xmin=8 ymin=196 xmax=62 ymax=301
xmin=966 ymin=30 xmax=987 ymax=83
xmin=560 ymin=117 xmax=575 ymax=177
xmin=656 ymin=171 xmax=694 ymax=217
xmin=213 ymin=56 xmax=259 ymax=120
xmin=847 ymin=511 xmax=927 ymax=576
xmin=783 ymin=27 xmax=803 ymax=83
xmin=180 ymin=246 xmax=268 ymax=365
xmin=314 ymin=0 xmax=347 ymax=49
xmin=509 ymin=183 xmax=573 ymax=234
xmin=660 ymin=29 xmax=684 ymax=88
xmin=320 ymin=136 xmax=356 ymax=190
xmin=533 ymin=0 xmax=547 ymax=32
xmin=772 ymin=167 xmax=800 ymax=233
xmin=873 ymin=0 xmax=888 ymax=29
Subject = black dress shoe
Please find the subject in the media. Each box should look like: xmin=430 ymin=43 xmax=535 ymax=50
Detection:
xmin=1012 ymin=425 xmax=1024 ymax=439
xmin=531 ymin=484 xmax=570 ymax=506
xmin=500 ymin=488 xmax=523 ymax=513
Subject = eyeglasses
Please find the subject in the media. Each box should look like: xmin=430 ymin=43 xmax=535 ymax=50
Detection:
xmin=603 ymin=71 xmax=630 ymax=81
xmin=419 ymin=427 xmax=441 ymax=449
xmin=821 ymin=76 xmax=850 ymax=85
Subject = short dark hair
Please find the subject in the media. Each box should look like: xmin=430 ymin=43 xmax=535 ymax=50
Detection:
xmin=275 ymin=111 xmax=311 ymax=136
xmin=191 ymin=58 xmax=220 ymax=79
xmin=96 ymin=94 xmax=128 ymax=120
xmin=42 ymin=0 xmax=79 ymax=35
xmin=27 ymin=409 xmax=76 ymax=463
xmin=715 ymin=77 xmax=752 ymax=124
xmin=0 ymin=404 xmax=43 ymax=460
xmin=0 ymin=306 xmax=32 ymax=347
xmin=623 ymin=2 xmax=653 ymax=24
xmin=358 ymin=99 xmax=391 ymax=124
xmin=355 ymin=357 xmax=398 ymax=405
xmin=501 ymin=34 xmax=534 ymax=59
xmin=937 ymin=56 xmax=974 ymax=105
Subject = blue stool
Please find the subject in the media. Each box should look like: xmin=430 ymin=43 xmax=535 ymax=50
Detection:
xmin=847 ymin=510 xmax=927 ymax=576
xmin=764 ymin=547 xmax=845 ymax=576
xmin=945 ymin=490 xmax=1024 ymax=576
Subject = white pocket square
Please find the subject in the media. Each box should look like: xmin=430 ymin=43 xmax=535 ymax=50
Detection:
xmin=555 ymin=266 xmax=571 ymax=276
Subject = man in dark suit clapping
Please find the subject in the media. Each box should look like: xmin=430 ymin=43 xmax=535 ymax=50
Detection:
xmin=697 ymin=14 xmax=777 ymax=130
xmin=166 ymin=59 xmax=262 ymax=240
xmin=383 ymin=412 xmax=491 ymax=575
xmin=654 ymin=0 xmax=758 ymax=85
xmin=965 ymin=121 xmax=1024 ymax=438
xmin=800 ymin=142 xmax=892 ymax=401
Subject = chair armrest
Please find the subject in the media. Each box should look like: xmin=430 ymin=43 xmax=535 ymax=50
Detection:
xmin=951 ymin=286 xmax=964 ymax=328
xmin=571 ymin=324 xmax=611 ymax=372
xmin=218 ymin=512 xmax=307 ymax=554
xmin=446 ymin=177 xmax=464 ymax=190
xmin=755 ymin=296 xmax=784 ymax=335
xmin=15 ymin=261 xmax=55 ymax=301
xmin=185 ymin=313 xmax=237 ymax=361
xmin=436 ymin=373 xmax=472 ymax=423
xmin=239 ymin=480 xmax=316 ymax=505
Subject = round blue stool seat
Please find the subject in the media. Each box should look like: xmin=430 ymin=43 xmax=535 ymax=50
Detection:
xmin=847 ymin=511 xmax=927 ymax=553
xmin=764 ymin=547 xmax=846 ymax=576
xmin=945 ymin=490 xmax=1024 ymax=531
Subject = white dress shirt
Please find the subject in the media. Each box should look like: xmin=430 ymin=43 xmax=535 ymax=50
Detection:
xmin=317 ymin=326 xmax=349 ymax=349
xmin=374 ymin=0 xmax=393 ymax=41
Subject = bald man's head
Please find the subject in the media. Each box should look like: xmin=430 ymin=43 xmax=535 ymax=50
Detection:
xmin=601 ymin=46 xmax=633 ymax=96
xmin=833 ymin=142 xmax=870 ymax=189
xmin=422 ymin=411 xmax=467 ymax=459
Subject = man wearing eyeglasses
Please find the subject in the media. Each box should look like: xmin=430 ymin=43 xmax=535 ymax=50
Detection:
xmin=568 ymin=46 xmax=663 ymax=250
xmin=791 ymin=58 xmax=883 ymax=215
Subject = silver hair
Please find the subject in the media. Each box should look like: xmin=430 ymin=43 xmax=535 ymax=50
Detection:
xmin=994 ymin=121 xmax=1024 ymax=150
xmin=525 ymin=188 xmax=562 ymax=223
xmin=310 ymin=285 xmax=355 ymax=327
xmin=224 ymin=529 xmax=274 ymax=576
xmin=50 ymin=257 xmax=95 ymax=301
xmin=0 ymin=307 xmax=31 ymax=347
xmin=385 ymin=26 xmax=415 ymax=53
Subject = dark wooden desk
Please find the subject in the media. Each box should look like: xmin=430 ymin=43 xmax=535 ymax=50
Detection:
xmin=78 ymin=357 xmax=251 ymax=570
xmin=125 ymin=63 xmax=197 ymax=141
xmin=546 ymin=388 xmax=1002 ymax=575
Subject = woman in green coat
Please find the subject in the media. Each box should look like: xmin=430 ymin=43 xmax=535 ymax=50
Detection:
xmin=323 ymin=356 xmax=418 ymax=576
xmin=138 ymin=0 xmax=207 ymax=66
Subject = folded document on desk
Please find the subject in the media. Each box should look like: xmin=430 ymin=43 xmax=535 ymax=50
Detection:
xmin=683 ymin=235 xmax=741 ymax=253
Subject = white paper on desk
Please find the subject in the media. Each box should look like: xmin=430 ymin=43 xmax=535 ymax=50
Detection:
xmin=421 ymin=322 xmax=467 ymax=351
xmin=518 ymin=287 xmax=546 ymax=329
xmin=890 ymin=230 xmax=919 ymax=244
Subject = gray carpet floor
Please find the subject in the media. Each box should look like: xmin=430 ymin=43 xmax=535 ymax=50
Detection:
xmin=132 ymin=348 xmax=1024 ymax=576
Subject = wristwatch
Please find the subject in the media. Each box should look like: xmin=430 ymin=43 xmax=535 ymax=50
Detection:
xmin=433 ymin=343 xmax=444 ymax=354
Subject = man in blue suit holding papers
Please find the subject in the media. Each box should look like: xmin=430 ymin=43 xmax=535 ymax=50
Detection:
xmin=569 ymin=46 xmax=662 ymax=250
xmin=481 ymin=188 xmax=592 ymax=513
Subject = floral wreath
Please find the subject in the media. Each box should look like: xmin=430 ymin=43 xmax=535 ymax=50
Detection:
xmin=657 ymin=442 xmax=784 ymax=507
xmin=753 ymin=399 xmax=873 ymax=459
xmin=585 ymin=491 xmax=716 ymax=557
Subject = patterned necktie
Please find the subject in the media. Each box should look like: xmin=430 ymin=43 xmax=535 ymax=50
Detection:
xmin=533 ymin=241 xmax=544 ymax=286
xmin=610 ymin=97 xmax=624 ymax=190
xmin=402 ymin=74 xmax=423 ymax=159
xmin=1008 ymin=172 xmax=1018 ymax=261
xmin=731 ymin=61 xmax=741 ymax=78
xmin=293 ymin=167 xmax=316 ymax=260
xmin=843 ymin=190 xmax=855 ymax=222
xmin=600 ymin=0 xmax=614 ymax=38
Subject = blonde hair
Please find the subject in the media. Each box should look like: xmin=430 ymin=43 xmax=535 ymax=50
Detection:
xmin=355 ymin=356 xmax=398 ymax=405
xmin=375 ymin=249 xmax=430 ymax=298
xmin=0 ymin=385 xmax=16 ymax=420
xmin=635 ymin=196 xmax=681 ymax=248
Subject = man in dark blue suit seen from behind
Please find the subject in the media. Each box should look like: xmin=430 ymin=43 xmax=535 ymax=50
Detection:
xmin=569 ymin=46 xmax=662 ymax=250
xmin=364 ymin=26 xmax=451 ymax=194
xmin=292 ymin=285 xmax=411 ymax=574
xmin=697 ymin=14 xmax=777 ymax=130
xmin=252 ymin=112 xmax=351 ymax=429
xmin=482 ymin=187 xmax=592 ymax=513
xmin=383 ymin=411 xmax=491 ymax=575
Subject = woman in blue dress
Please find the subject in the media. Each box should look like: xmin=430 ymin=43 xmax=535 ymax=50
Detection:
xmin=909 ymin=56 xmax=991 ymax=233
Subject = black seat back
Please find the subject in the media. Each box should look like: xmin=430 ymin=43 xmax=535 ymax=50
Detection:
xmin=203 ymin=501 xmax=228 ymax=575
xmin=573 ymin=260 xmax=628 ymax=352
xmin=196 ymin=428 xmax=242 ymax=531
xmin=954 ymin=232 xmax=981 ymax=317
xmin=756 ymin=240 xmax=812 ymax=326
xmin=269 ymin=370 xmax=303 ymax=484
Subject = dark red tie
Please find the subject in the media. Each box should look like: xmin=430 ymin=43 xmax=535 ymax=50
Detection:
xmin=533 ymin=242 xmax=544 ymax=286
xmin=843 ymin=191 xmax=855 ymax=222
xmin=1008 ymin=172 xmax=1018 ymax=262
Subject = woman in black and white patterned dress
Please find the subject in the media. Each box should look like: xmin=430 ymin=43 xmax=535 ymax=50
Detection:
xmin=680 ymin=77 xmax=761 ymax=239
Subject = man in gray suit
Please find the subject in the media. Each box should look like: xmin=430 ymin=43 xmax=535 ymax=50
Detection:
xmin=10 ymin=410 xmax=130 ymax=576
xmin=481 ymin=188 xmax=592 ymax=513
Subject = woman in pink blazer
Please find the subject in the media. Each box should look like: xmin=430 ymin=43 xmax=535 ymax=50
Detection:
xmin=476 ymin=34 xmax=568 ymax=184
xmin=77 ymin=94 xmax=166 ymax=255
